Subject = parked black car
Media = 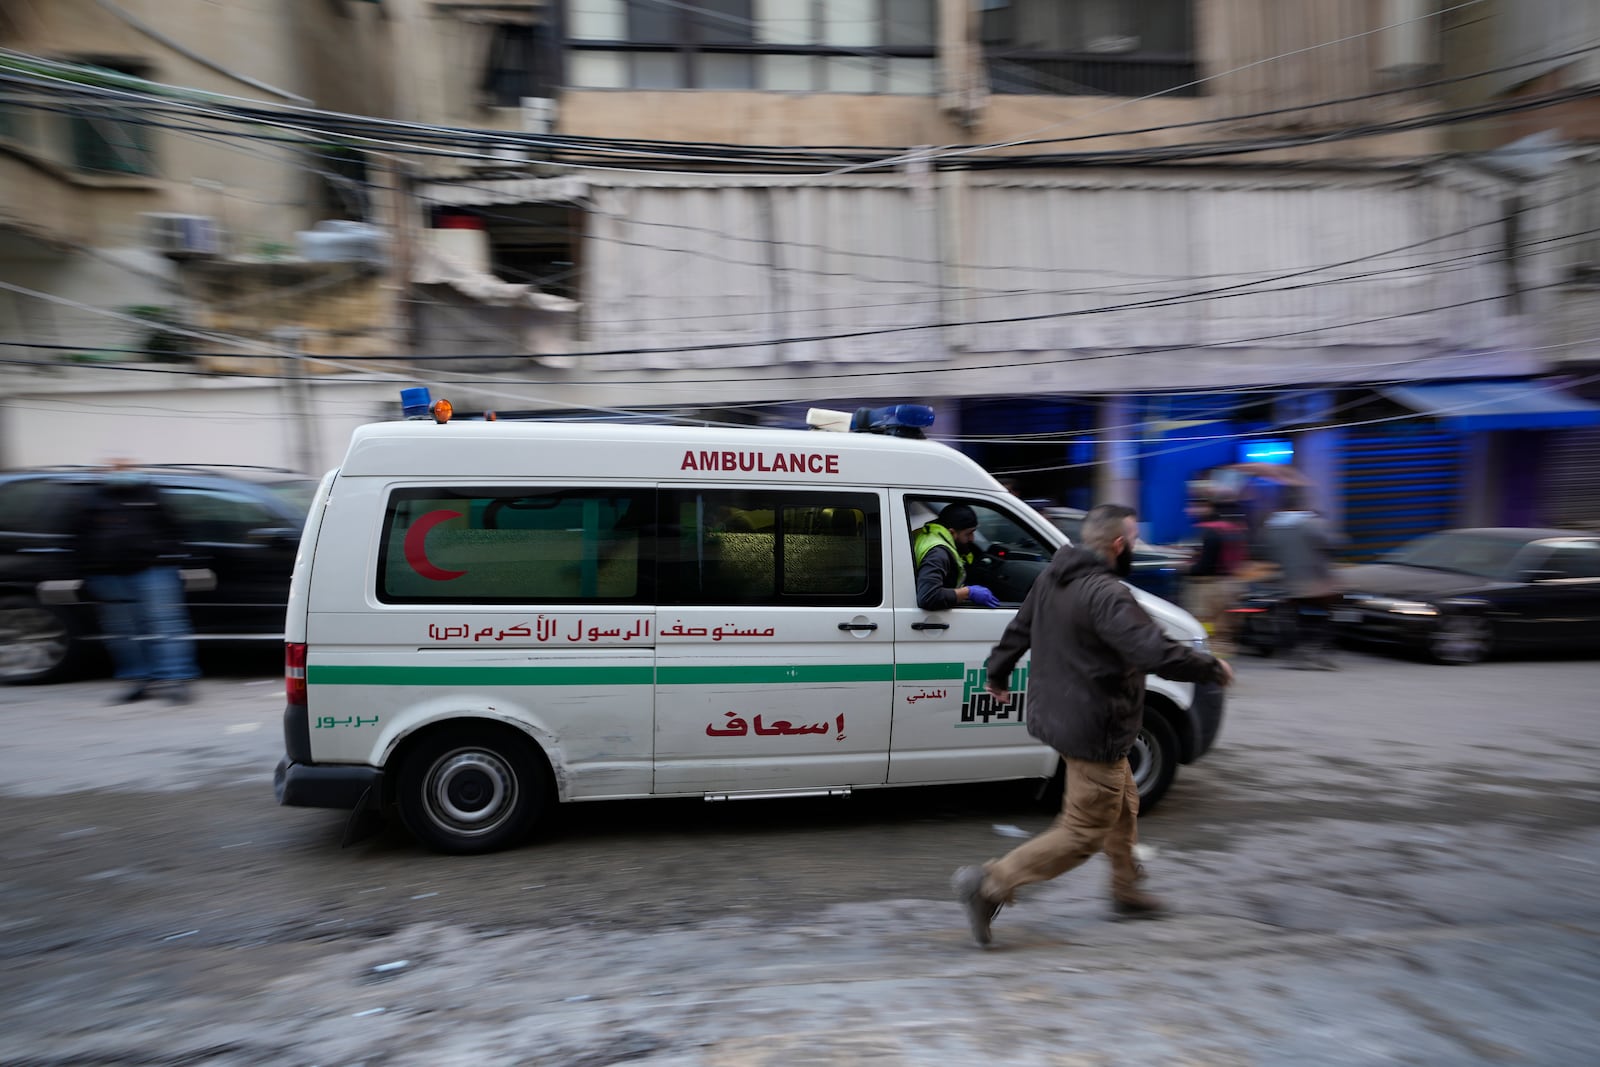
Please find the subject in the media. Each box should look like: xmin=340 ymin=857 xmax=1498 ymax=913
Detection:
xmin=1233 ymin=528 xmax=1600 ymax=665
xmin=1037 ymin=506 xmax=1189 ymax=604
xmin=0 ymin=465 xmax=315 ymax=683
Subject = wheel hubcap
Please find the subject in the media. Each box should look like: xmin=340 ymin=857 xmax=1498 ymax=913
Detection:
xmin=0 ymin=607 xmax=69 ymax=679
xmin=1129 ymin=730 xmax=1161 ymax=795
xmin=423 ymin=749 xmax=517 ymax=836
xmin=1434 ymin=617 xmax=1488 ymax=663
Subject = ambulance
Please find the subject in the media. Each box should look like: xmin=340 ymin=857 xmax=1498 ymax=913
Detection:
xmin=274 ymin=401 xmax=1225 ymax=853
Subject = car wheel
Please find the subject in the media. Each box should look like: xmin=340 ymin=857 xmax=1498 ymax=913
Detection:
xmin=396 ymin=726 xmax=549 ymax=854
xmin=1430 ymin=614 xmax=1492 ymax=665
xmin=1130 ymin=708 xmax=1180 ymax=813
xmin=0 ymin=597 xmax=81 ymax=684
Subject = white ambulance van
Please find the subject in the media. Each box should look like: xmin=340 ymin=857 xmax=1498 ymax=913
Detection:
xmin=274 ymin=405 xmax=1225 ymax=853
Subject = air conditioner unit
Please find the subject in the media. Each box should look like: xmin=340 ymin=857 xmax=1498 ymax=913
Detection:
xmin=142 ymin=213 xmax=223 ymax=259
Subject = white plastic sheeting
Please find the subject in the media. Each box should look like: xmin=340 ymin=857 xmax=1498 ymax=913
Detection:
xmin=959 ymin=176 xmax=1513 ymax=355
xmin=582 ymin=181 xmax=941 ymax=370
xmin=563 ymin=171 xmax=1515 ymax=371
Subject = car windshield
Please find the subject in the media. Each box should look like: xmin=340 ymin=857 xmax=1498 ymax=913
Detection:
xmin=265 ymin=480 xmax=317 ymax=518
xmin=1047 ymin=515 xmax=1084 ymax=542
xmin=1043 ymin=510 xmax=1166 ymax=553
xmin=1386 ymin=531 xmax=1530 ymax=579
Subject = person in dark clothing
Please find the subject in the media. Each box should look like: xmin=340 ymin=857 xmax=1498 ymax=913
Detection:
xmin=952 ymin=504 xmax=1233 ymax=947
xmin=912 ymin=502 xmax=1000 ymax=610
xmin=1262 ymin=488 xmax=1342 ymax=670
xmin=74 ymin=461 xmax=198 ymax=704
xmin=1184 ymin=497 xmax=1245 ymax=653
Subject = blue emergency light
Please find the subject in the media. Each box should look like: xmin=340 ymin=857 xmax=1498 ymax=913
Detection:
xmin=401 ymin=387 xmax=433 ymax=419
xmin=850 ymin=404 xmax=936 ymax=435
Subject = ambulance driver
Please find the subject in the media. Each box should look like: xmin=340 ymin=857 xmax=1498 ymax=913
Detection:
xmin=913 ymin=503 xmax=1002 ymax=610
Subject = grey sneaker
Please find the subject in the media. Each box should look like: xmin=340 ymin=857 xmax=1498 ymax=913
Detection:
xmin=952 ymin=865 xmax=1001 ymax=947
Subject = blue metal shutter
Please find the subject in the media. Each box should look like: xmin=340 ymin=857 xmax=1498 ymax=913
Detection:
xmin=1341 ymin=423 xmax=1465 ymax=560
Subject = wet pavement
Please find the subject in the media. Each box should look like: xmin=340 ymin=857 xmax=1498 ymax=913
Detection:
xmin=1 ymin=650 xmax=1597 ymax=1065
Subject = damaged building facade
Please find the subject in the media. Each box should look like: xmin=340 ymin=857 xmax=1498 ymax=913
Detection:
xmin=2 ymin=1 xmax=1598 ymax=549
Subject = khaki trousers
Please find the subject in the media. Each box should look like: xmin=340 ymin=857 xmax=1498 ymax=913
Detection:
xmin=1185 ymin=576 xmax=1240 ymax=653
xmin=981 ymin=756 xmax=1140 ymax=904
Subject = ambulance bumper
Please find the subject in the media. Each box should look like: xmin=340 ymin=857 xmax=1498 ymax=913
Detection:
xmin=274 ymin=758 xmax=382 ymax=810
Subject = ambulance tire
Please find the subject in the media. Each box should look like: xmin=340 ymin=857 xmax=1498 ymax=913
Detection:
xmin=396 ymin=725 xmax=549 ymax=854
xmin=1034 ymin=707 xmax=1180 ymax=815
xmin=1129 ymin=709 xmax=1179 ymax=813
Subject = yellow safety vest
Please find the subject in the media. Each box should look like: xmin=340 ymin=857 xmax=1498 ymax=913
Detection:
xmin=912 ymin=523 xmax=965 ymax=586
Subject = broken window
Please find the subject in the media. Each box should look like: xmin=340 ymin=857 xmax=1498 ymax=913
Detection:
xmin=566 ymin=0 xmax=938 ymax=93
xmin=980 ymin=0 xmax=1197 ymax=97
xmin=481 ymin=202 xmax=582 ymax=301
xmin=481 ymin=22 xmax=559 ymax=106
xmin=66 ymin=57 xmax=157 ymax=175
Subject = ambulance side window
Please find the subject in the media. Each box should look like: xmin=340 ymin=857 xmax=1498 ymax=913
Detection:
xmin=909 ymin=497 xmax=1055 ymax=606
xmin=377 ymin=487 xmax=654 ymax=604
xmin=660 ymin=489 xmax=880 ymax=606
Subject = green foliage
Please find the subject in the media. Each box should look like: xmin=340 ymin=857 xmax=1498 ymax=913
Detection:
xmin=253 ymin=241 xmax=293 ymax=261
xmin=122 ymin=305 xmax=197 ymax=363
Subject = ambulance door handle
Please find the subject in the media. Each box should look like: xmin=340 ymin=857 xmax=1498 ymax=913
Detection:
xmin=837 ymin=622 xmax=879 ymax=632
xmin=910 ymin=621 xmax=949 ymax=631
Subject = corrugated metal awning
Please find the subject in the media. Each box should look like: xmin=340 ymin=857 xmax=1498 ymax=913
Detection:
xmin=1381 ymin=379 xmax=1600 ymax=431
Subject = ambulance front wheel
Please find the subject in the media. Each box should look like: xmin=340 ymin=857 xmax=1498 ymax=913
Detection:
xmin=1033 ymin=706 xmax=1180 ymax=815
xmin=396 ymin=725 xmax=550 ymax=854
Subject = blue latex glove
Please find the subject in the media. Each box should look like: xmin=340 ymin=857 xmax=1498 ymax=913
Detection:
xmin=966 ymin=585 xmax=1001 ymax=608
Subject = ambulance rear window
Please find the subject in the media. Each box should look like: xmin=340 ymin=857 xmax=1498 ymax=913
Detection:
xmin=378 ymin=487 xmax=654 ymax=604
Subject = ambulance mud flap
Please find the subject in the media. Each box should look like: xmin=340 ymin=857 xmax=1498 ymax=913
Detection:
xmin=341 ymin=787 xmax=384 ymax=847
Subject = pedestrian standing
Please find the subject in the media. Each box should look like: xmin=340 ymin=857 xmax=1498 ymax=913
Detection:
xmin=73 ymin=461 xmax=198 ymax=704
xmin=1184 ymin=496 xmax=1245 ymax=654
xmin=952 ymin=504 xmax=1233 ymax=947
xmin=1262 ymin=488 xmax=1342 ymax=670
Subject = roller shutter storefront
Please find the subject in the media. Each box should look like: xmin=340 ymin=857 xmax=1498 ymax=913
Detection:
xmin=1341 ymin=423 xmax=1465 ymax=560
xmin=1543 ymin=427 xmax=1600 ymax=530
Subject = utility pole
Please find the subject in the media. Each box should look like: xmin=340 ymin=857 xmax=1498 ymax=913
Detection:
xmin=377 ymin=153 xmax=419 ymax=362
xmin=272 ymin=326 xmax=318 ymax=474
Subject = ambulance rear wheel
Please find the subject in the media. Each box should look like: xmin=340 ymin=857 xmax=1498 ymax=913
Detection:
xmin=396 ymin=726 xmax=548 ymax=854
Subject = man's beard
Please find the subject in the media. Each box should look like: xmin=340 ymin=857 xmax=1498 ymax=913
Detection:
xmin=1112 ymin=544 xmax=1134 ymax=578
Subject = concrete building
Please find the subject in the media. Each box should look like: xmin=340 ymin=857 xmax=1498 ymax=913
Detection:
xmin=2 ymin=1 xmax=1596 ymax=551
xmin=381 ymin=0 xmax=1591 ymax=551
xmin=1436 ymin=0 xmax=1600 ymax=532
xmin=0 ymin=0 xmax=400 ymax=474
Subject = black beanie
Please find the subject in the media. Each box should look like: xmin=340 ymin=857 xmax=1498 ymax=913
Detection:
xmin=936 ymin=503 xmax=978 ymax=531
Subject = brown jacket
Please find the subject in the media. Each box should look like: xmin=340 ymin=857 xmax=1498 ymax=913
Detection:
xmin=986 ymin=546 xmax=1227 ymax=763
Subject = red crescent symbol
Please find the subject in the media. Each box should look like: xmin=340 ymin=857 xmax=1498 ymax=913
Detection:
xmin=403 ymin=509 xmax=467 ymax=581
